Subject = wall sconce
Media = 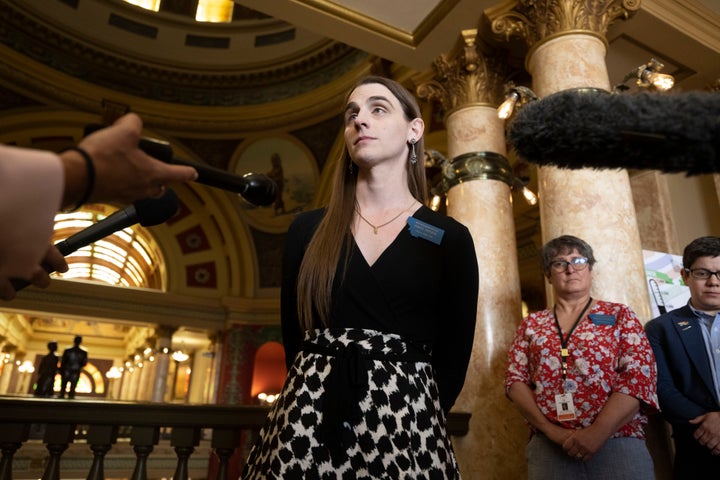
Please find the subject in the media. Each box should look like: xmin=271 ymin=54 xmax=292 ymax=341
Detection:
xmin=17 ymin=360 xmax=35 ymax=374
xmin=615 ymin=58 xmax=675 ymax=92
xmin=498 ymin=84 xmax=539 ymax=119
xmin=257 ymin=392 xmax=279 ymax=405
xmin=172 ymin=350 xmax=190 ymax=363
xmin=521 ymin=186 xmax=538 ymax=205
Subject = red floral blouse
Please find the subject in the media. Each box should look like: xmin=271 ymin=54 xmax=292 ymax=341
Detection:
xmin=505 ymin=300 xmax=659 ymax=438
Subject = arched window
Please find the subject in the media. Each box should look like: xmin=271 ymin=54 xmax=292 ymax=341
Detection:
xmin=51 ymin=204 xmax=166 ymax=289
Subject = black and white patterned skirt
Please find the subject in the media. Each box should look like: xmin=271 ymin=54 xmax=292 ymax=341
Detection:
xmin=241 ymin=328 xmax=461 ymax=479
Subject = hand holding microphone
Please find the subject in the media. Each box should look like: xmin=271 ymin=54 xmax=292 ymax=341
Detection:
xmin=64 ymin=114 xmax=198 ymax=209
xmin=85 ymin=124 xmax=278 ymax=206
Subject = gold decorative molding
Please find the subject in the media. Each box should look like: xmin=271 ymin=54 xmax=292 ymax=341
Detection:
xmin=488 ymin=0 xmax=640 ymax=49
xmin=416 ymin=29 xmax=508 ymax=114
xmin=441 ymin=151 xmax=515 ymax=191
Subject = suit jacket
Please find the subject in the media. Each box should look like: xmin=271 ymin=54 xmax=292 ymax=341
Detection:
xmin=645 ymin=305 xmax=719 ymax=430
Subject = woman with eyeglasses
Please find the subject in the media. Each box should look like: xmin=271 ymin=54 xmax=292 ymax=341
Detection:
xmin=645 ymin=236 xmax=720 ymax=479
xmin=504 ymin=234 xmax=659 ymax=479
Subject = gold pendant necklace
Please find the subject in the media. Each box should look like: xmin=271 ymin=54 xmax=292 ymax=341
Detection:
xmin=355 ymin=200 xmax=416 ymax=234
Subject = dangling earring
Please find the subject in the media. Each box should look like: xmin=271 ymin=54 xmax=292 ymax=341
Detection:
xmin=348 ymin=159 xmax=354 ymax=174
xmin=409 ymin=139 xmax=417 ymax=165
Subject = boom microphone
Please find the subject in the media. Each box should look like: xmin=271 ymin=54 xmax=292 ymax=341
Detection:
xmin=84 ymin=125 xmax=278 ymax=206
xmin=10 ymin=188 xmax=179 ymax=292
xmin=506 ymin=90 xmax=720 ymax=175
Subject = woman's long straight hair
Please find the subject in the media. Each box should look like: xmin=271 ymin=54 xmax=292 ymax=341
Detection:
xmin=296 ymin=75 xmax=428 ymax=330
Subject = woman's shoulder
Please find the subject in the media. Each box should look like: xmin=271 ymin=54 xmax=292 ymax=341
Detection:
xmin=415 ymin=206 xmax=471 ymax=235
xmin=286 ymin=208 xmax=325 ymax=242
xmin=288 ymin=208 xmax=325 ymax=229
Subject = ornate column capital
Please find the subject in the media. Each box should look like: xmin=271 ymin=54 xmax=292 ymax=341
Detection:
xmin=417 ymin=29 xmax=508 ymax=115
xmin=489 ymin=0 xmax=640 ymax=51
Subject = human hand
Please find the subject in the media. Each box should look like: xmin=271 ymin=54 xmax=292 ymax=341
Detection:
xmin=690 ymin=412 xmax=720 ymax=455
xmin=0 ymin=245 xmax=67 ymax=300
xmin=63 ymin=113 xmax=197 ymax=208
xmin=545 ymin=423 xmax=576 ymax=447
xmin=562 ymin=427 xmax=606 ymax=462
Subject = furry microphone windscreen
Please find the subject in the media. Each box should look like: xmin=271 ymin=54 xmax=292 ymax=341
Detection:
xmin=506 ymin=90 xmax=720 ymax=175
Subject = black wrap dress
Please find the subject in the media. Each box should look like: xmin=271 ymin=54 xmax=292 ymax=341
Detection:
xmin=242 ymin=205 xmax=479 ymax=479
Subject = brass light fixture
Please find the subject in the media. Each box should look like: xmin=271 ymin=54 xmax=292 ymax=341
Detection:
xmin=615 ymin=58 xmax=675 ymax=92
xmin=497 ymin=84 xmax=539 ymax=120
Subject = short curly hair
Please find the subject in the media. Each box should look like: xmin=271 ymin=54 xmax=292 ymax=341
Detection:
xmin=541 ymin=235 xmax=597 ymax=275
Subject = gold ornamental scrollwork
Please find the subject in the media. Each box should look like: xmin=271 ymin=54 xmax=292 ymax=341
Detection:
xmin=417 ymin=29 xmax=507 ymax=115
xmin=490 ymin=0 xmax=641 ymax=49
xmin=442 ymin=151 xmax=515 ymax=192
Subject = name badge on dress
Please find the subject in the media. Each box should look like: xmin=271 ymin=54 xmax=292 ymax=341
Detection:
xmin=407 ymin=217 xmax=445 ymax=245
xmin=589 ymin=314 xmax=616 ymax=326
xmin=555 ymin=393 xmax=577 ymax=421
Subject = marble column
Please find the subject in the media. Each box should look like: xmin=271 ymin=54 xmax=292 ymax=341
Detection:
xmin=126 ymin=361 xmax=142 ymax=401
xmin=138 ymin=356 xmax=156 ymax=401
xmin=0 ymin=346 xmax=17 ymax=395
xmin=188 ymin=346 xmax=213 ymax=403
xmin=490 ymin=1 xmax=672 ymax=478
xmin=630 ymin=171 xmax=680 ymax=254
xmin=417 ymin=30 xmax=528 ymax=479
xmin=151 ymin=326 xmax=175 ymax=402
xmin=492 ymin=0 xmax=650 ymax=318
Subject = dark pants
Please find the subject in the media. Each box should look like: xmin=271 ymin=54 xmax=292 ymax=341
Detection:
xmin=59 ymin=370 xmax=80 ymax=398
xmin=673 ymin=432 xmax=720 ymax=479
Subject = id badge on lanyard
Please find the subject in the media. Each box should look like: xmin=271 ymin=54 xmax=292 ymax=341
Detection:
xmin=553 ymin=297 xmax=592 ymax=422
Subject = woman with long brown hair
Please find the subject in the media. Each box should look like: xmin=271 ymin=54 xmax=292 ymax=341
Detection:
xmin=242 ymin=75 xmax=479 ymax=479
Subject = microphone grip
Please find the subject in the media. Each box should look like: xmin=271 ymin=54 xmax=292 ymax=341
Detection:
xmin=9 ymin=238 xmax=83 ymax=292
xmin=10 ymin=261 xmax=56 ymax=292
xmin=169 ymin=156 xmax=249 ymax=194
xmin=84 ymin=124 xmax=174 ymax=163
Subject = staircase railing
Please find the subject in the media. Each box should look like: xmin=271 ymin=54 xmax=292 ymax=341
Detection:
xmin=0 ymin=396 xmax=470 ymax=480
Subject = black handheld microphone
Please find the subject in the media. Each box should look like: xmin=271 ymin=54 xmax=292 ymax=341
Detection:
xmin=84 ymin=125 xmax=278 ymax=206
xmin=10 ymin=188 xmax=179 ymax=292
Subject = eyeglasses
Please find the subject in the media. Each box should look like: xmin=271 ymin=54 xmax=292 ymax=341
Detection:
xmin=550 ymin=257 xmax=589 ymax=272
xmin=685 ymin=268 xmax=720 ymax=281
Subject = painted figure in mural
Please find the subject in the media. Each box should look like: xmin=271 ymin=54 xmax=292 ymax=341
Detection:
xmin=505 ymin=234 xmax=659 ymax=480
xmin=241 ymin=75 xmax=479 ymax=479
xmin=58 ymin=335 xmax=88 ymax=399
xmin=645 ymin=236 xmax=720 ymax=478
xmin=34 ymin=340 xmax=59 ymax=397
xmin=266 ymin=152 xmax=286 ymax=215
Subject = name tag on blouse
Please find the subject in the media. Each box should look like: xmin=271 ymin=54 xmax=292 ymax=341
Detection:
xmin=408 ymin=217 xmax=445 ymax=245
xmin=589 ymin=314 xmax=616 ymax=326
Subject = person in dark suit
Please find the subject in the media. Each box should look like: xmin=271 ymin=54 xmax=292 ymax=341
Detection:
xmin=34 ymin=341 xmax=59 ymax=397
xmin=645 ymin=236 xmax=720 ymax=478
xmin=58 ymin=335 xmax=88 ymax=399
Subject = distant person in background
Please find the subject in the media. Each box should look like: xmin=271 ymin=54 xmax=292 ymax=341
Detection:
xmin=34 ymin=340 xmax=59 ymax=397
xmin=58 ymin=335 xmax=88 ymax=399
